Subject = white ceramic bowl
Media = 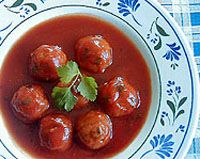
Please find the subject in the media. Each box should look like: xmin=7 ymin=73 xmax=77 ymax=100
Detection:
xmin=0 ymin=0 xmax=199 ymax=159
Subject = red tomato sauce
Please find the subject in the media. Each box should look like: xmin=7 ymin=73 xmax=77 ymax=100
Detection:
xmin=0 ymin=15 xmax=151 ymax=159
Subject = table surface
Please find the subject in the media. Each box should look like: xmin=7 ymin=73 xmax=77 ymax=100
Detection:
xmin=158 ymin=0 xmax=200 ymax=158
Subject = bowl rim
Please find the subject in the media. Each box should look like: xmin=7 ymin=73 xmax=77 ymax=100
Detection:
xmin=0 ymin=0 xmax=199 ymax=159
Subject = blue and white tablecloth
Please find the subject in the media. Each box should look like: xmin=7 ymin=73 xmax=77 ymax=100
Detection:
xmin=158 ymin=0 xmax=200 ymax=158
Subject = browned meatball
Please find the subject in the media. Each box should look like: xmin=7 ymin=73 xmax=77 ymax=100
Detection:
xmin=76 ymin=111 xmax=112 ymax=150
xmin=11 ymin=84 xmax=49 ymax=123
xmin=75 ymin=35 xmax=112 ymax=73
xmin=30 ymin=45 xmax=67 ymax=81
xmin=39 ymin=114 xmax=73 ymax=151
xmin=99 ymin=77 xmax=140 ymax=117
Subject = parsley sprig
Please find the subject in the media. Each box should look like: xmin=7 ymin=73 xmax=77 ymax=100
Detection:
xmin=51 ymin=61 xmax=98 ymax=112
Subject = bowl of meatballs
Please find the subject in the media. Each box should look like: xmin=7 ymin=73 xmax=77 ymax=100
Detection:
xmin=0 ymin=1 xmax=199 ymax=159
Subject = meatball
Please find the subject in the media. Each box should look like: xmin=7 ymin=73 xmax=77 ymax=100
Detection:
xmin=57 ymin=78 xmax=89 ymax=110
xmin=30 ymin=45 xmax=67 ymax=81
xmin=75 ymin=35 xmax=112 ymax=73
xmin=76 ymin=111 xmax=112 ymax=150
xmin=99 ymin=77 xmax=140 ymax=117
xmin=39 ymin=114 xmax=73 ymax=151
xmin=11 ymin=84 xmax=49 ymax=123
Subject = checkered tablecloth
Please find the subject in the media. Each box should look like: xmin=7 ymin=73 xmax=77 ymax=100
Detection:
xmin=158 ymin=0 xmax=200 ymax=158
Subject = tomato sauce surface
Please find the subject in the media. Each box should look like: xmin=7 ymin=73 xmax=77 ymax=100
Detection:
xmin=0 ymin=15 xmax=151 ymax=159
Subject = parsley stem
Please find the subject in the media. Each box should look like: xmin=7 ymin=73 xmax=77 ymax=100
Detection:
xmin=69 ymin=74 xmax=79 ymax=89
xmin=78 ymin=70 xmax=83 ymax=78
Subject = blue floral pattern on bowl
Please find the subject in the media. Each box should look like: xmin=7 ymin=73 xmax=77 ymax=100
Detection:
xmin=3 ymin=0 xmax=43 ymax=18
xmin=160 ymin=81 xmax=187 ymax=126
xmin=140 ymin=134 xmax=174 ymax=159
xmin=117 ymin=0 xmax=142 ymax=26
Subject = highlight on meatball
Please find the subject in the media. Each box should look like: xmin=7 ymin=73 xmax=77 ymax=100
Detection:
xmin=98 ymin=77 xmax=140 ymax=117
xmin=76 ymin=110 xmax=112 ymax=150
xmin=30 ymin=45 xmax=67 ymax=81
xmin=75 ymin=35 xmax=112 ymax=73
xmin=39 ymin=114 xmax=73 ymax=151
xmin=11 ymin=84 xmax=49 ymax=123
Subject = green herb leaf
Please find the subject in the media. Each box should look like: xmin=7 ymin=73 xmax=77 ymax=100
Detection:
xmin=52 ymin=61 xmax=98 ymax=112
xmin=77 ymin=77 xmax=98 ymax=101
xmin=23 ymin=3 xmax=37 ymax=11
xmin=57 ymin=61 xmax=79 ymax=84
xmin=52 ymin=87 xmax=77 ymax=112
xmin=63 ymin=90 xmax=77 ymax=112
